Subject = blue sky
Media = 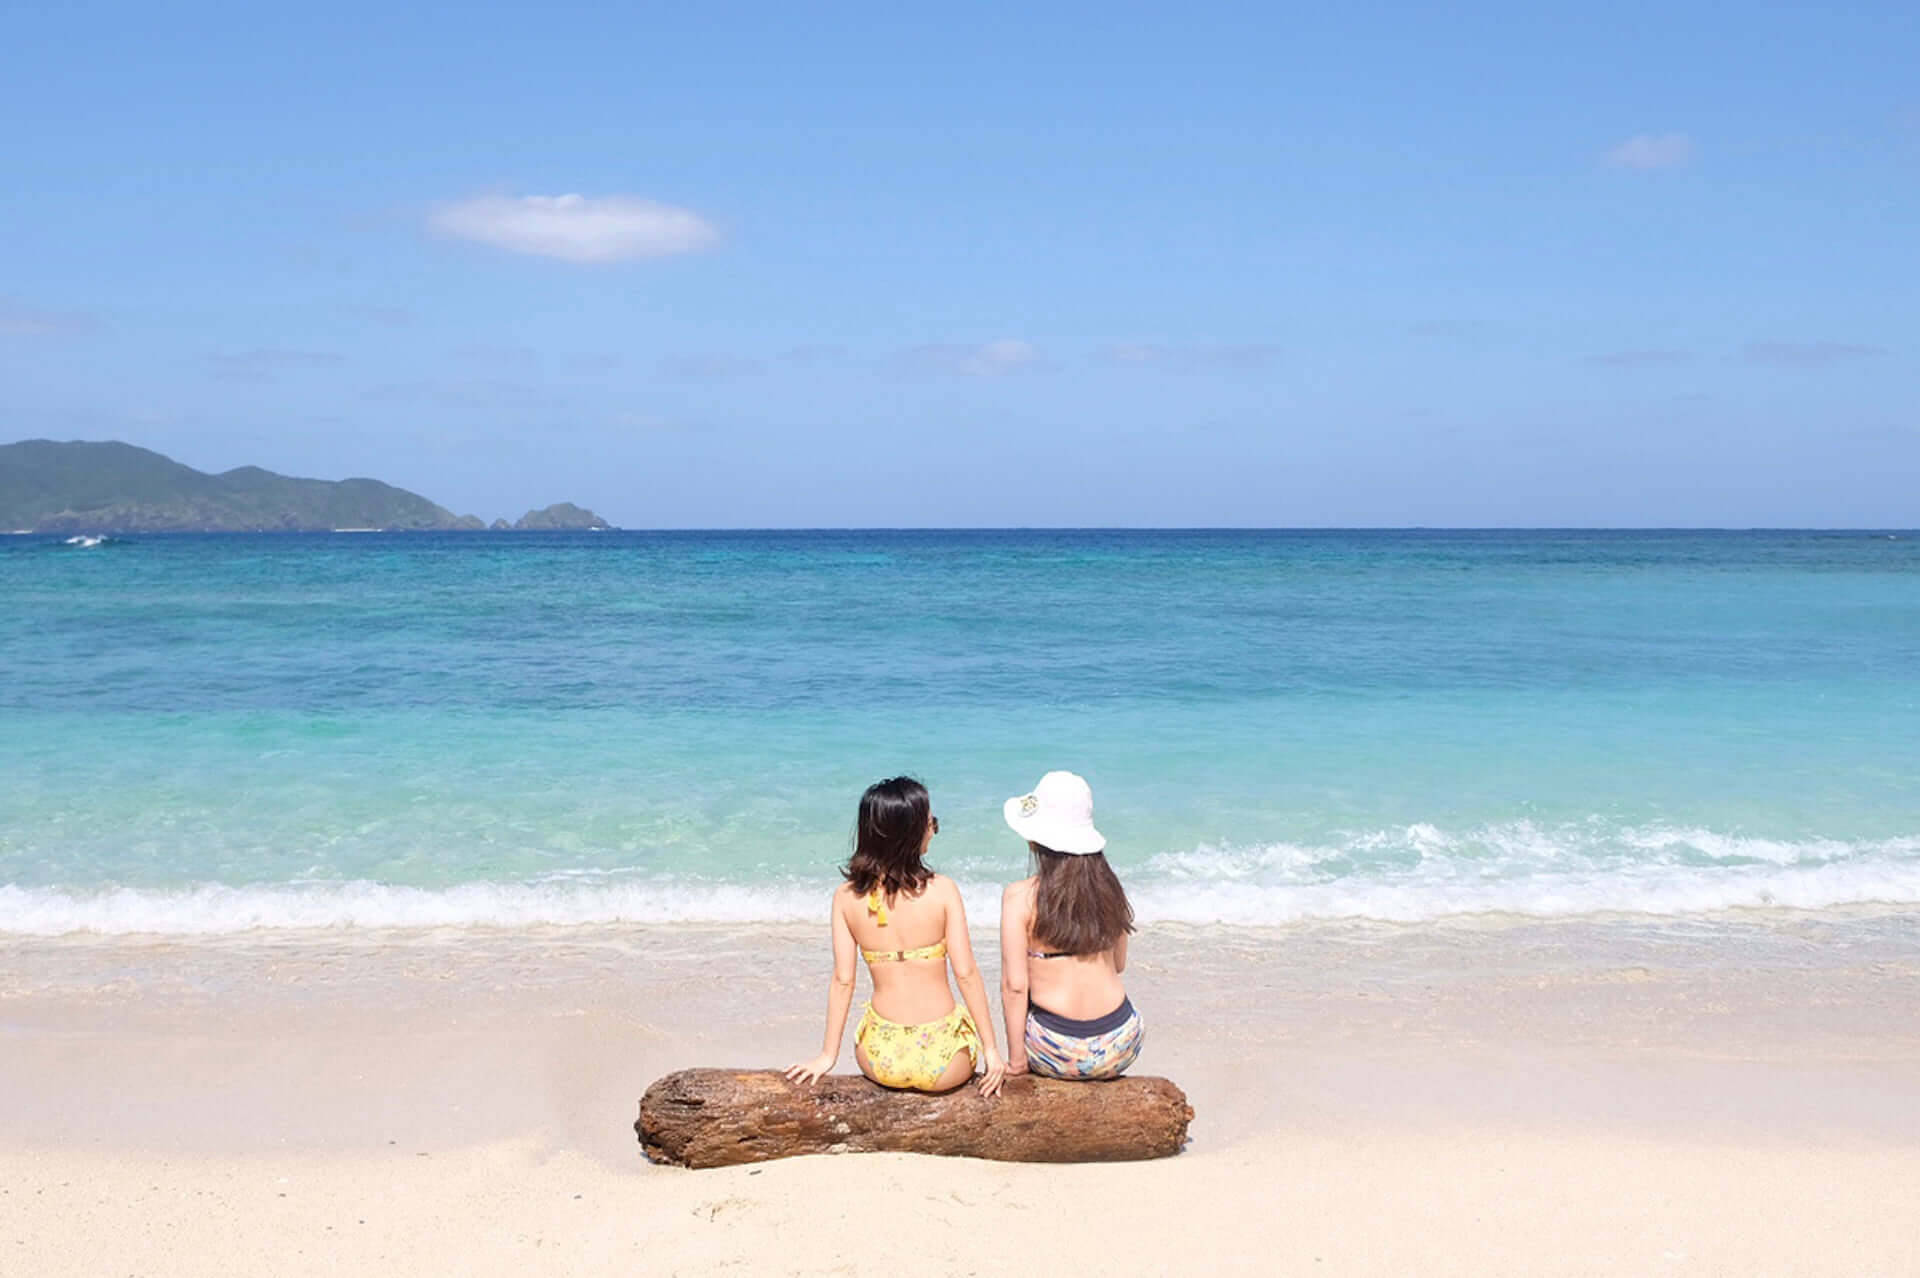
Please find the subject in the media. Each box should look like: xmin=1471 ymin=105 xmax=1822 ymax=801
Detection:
xmin=3 ymin=2 xmax=1914 ymax=526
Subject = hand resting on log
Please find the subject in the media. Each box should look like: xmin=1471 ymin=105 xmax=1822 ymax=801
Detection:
xmin=637 ymin=1067 xmax=1193 ymax=1168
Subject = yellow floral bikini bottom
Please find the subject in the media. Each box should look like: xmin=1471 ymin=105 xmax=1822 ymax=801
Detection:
xmin=855 ymin=1003 xmax=981 ymax=1091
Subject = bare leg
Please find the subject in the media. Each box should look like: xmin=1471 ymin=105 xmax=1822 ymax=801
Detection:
xmin=924 ymin=1048 xmax=974 ymax=1093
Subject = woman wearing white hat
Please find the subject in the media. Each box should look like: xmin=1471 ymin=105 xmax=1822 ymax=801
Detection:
xmin=998 ymin=771 xmax=1143 ymax=1080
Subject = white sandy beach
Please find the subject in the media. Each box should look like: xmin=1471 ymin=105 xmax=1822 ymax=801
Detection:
xmin=4 ymin=914 xmax=1918 ymax=1275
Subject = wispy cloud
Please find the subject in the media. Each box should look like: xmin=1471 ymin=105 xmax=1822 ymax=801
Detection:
xmin=359 ymin=378 xmax=541 ymax=408
xmin=1842 ymin=423 xmax=1916 ymax=443
xmin=1743 ymin=341 xmax=1887 ymax=368
xmin=656 ymin=353 xmax=767 ymax=381
xmin=1408 ymin=320 xmax=1480 ymax=339
xmin=207 ymin=349 xmax=346 ymax=383
xmin=341 ymin=303 xmax=413 ymax=328
xmin=0 ymin=297 xmax=94 ymax=337
xmin=609 ymin=410 xmax=689 ymax=433
xmin=429 ymin=193 xmax=720 ymax=263
xmin=1587 ymin=348 xmax=1694 ymax=368
xmin=360 ymin=381 xmax=432 ymax=403
xmin=1097 ymin=342 xmax=1283 ymax=372
xmin=779 ymin=343 xmax=851 ymax=366
xmin=451 ymin=343 xmax=540 ymax=370
xmin=895 ymin=339 xmax=1040 ymax=377
xmin=1604 ymin=133 xmax=1695 ymax=170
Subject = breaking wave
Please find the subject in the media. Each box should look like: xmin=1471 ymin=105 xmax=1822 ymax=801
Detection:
xmin=4 ymin=822 xmax=1918 ymax=936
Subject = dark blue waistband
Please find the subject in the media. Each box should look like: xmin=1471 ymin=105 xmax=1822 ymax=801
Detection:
xmin=1029 ymin=995 xmax=1136 ymax=1038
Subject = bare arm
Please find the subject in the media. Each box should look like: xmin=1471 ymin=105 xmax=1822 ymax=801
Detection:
xmin=999 ymin=882 xmax=1031 ymax=1074
xmin=1113 ymin=929 xmax=1129 ymax=975
xmin=785 ymin=891 xmax=859 ymax=1085
xmin=942 ymin=879 xmax=1005 ymax=1096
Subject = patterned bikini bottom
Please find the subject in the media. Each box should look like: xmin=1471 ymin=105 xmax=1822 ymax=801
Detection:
xmin=855 ymin=1003 xmax=981 ymax=1090
xmin=1024 ymin=996 xmax=1143 ymax=1080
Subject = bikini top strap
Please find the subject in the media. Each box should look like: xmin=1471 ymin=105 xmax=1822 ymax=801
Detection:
xmin=862 ymin=940 xmax=947 ymax=963
xmin=861 ymin=885 xmax=947 ymax=960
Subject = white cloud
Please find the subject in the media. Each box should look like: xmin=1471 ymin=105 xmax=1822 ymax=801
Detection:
xmin=973 ymin=339 xmax=1038 ymax=371
xmin=779 ymin=343 xmax=850 ymax=365
xmin=1408 ymin=320 xmax=1480 ymax=339
xmin=610 ymin=410 xmax=686 ymax=432
xmin=429 ymin=193 xmax=719 ymax=263
xmin=0 ymin=297 xmax=93 ymax=337
xmin=206 ymin=348 xmax=346 ymax=382
xmin=1096 ymin=342 xmax=1283 ymax=372
xmin=1587 ymin=348 xmax=1693 ymax=368
xmin=1604 ymin=133 xmax=1694 ymax=170
xmin=656 ymin=353 xmax=767 ymax=381
xmin=1102 ymin=342 xmax=1162 ymax=365
xmin=1743 ymin=340 xmax=1887 ymax=367
xmin=898 ymin=339 xmax=1040 ymax=377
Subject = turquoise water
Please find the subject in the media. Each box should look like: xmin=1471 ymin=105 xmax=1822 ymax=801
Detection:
xmin=3 ymin=529 xmax=1918 ymax=933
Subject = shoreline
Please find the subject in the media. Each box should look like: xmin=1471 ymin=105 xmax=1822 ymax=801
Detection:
xmin=7 ymin=894 xmax=1919 ymax=940
xmin=9 ymin=855 xmax=1920 ymax=935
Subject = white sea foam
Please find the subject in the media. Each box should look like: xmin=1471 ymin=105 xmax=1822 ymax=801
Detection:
xmin=1127 ymin=859 xmax=1920 ymax=924
xmin=0 ymin=878 xmax=829 ymax=937
xmin=4 ymin=825 xmax=1917 ymax=936
xmin=1129 ymin=823 xmax=1920 ymax=922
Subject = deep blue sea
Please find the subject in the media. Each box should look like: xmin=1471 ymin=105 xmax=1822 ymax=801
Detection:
xmin=3 ymin=529 xmax=1917 ymax=934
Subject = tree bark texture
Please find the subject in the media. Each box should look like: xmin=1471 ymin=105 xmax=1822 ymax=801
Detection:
xmin=637 ymin=1068 xmax=1193 ymax=1169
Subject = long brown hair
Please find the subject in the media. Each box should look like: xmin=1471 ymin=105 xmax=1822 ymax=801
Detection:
xmin=842 ymin=776 xmax=935 ymax=898
xmin=1029 ymin=844 xmax=1134 ymax=954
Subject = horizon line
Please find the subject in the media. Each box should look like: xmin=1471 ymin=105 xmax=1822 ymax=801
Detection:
xmin=9 ymin=525 xmax=1913 ymax=535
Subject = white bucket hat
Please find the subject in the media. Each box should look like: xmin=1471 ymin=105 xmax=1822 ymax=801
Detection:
xmin=1002 ymin=771 xmax=1106 ymax=855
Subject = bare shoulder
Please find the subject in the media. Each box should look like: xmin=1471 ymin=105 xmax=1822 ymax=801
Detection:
xmin=926 ymin=873 xmax=961 ymax=901
xmin=1002 ymin=876 xmax=1037 ymax=908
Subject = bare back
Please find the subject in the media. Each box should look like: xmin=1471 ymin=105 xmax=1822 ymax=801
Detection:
xmin=1001 ymin=876 xmax=1128 ymax=1020
xmin=839 ymin=878 xmax=963 ymax=1024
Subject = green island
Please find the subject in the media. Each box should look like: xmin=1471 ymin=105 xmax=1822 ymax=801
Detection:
xmin=0 ymin=439 xmax=611 ymax=533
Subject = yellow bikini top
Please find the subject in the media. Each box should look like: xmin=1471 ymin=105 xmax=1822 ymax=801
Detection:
xmin=860 ymin=888 xmax=947 ymax=963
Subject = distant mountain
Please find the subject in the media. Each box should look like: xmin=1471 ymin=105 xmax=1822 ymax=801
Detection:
xmin=0 ymin=440 xmax=607 ymax=533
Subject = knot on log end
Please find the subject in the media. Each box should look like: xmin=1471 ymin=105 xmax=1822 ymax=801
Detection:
xmin=637 ymin=1068 xmax=1194 ymax=1169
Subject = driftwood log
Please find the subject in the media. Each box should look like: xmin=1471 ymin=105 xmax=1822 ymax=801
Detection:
xmin=637 ymin=1068 xmax=1193 ymax=1168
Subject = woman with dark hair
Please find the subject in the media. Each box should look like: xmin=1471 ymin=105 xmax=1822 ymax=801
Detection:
xmin=998 ymin=771 xmax=1142 ymax=1080
xmin=787 ymin=776 xmax=1005 ymax=1095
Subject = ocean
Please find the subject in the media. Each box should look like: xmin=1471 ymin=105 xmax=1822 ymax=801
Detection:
xmin=3 ymin=529 xmax=1917 ymax=936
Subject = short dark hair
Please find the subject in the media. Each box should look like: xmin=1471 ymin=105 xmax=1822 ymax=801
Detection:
xmin=842 ymin=776 xmax=935 ymax=898
xmin=1030 ymin=845 xmax=1134 ymax=954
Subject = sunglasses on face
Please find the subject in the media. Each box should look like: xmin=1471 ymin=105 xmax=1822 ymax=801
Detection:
xmin=930 ymin=815 xmax=940 ymax=835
